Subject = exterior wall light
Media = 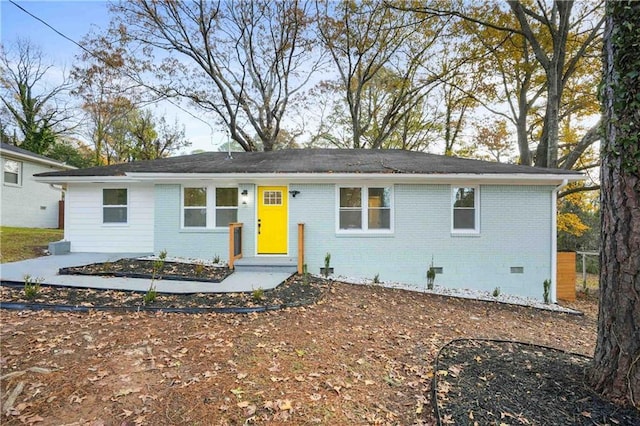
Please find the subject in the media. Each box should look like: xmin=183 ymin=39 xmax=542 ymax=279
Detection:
xmin=289 ymin=190 xmax=300 ymax=198
xmin=241 ymin=189 xmax=249 ymax=205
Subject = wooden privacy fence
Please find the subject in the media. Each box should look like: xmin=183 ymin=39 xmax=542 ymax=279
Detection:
xmin=557 ymin=251 xmax=576 ymax=301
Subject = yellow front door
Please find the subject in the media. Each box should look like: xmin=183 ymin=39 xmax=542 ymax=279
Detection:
xmin=257 ymin=186 xmax=288 ymax=254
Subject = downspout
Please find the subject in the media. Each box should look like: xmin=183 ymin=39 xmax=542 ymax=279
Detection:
xmin=551 ymin=179 xmax=568 ymax=303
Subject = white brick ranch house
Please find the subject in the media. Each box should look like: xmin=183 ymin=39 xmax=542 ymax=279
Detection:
xmin=34 ymin=149 xmax=582 ymax=301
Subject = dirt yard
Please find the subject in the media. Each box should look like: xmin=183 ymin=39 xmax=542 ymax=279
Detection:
xmin=1 ymin=282 xmax=597 ymax=425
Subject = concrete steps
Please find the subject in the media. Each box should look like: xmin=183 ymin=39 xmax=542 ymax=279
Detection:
xmin=233 ymin=257 xmax=298 ymax=274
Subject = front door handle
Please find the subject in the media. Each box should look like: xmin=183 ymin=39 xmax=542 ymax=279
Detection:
xmin=258 ymin=219 xmax=261 ymax=235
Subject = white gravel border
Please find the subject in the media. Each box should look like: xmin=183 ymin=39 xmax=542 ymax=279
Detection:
xmin=323 ymin=274 xmax=582 ymax=315
xmin=137 ymin=255 xmax=226 ymax=267
xmin=136 ymin=256 xmax=580 ymax=314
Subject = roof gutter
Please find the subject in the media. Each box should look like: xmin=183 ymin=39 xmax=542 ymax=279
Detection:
xmin=34 ymin=172 xmax=584 ymax=185
xmin=551 ymin=178 xmax=569 ymax=303
xmin=1 ymin=148 xmax=76 ymax=170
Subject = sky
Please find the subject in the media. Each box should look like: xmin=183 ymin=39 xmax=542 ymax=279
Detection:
xmin=0 ymin=0 xmax=224 ymax=153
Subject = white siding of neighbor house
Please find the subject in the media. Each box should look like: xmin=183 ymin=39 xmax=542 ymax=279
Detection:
xmin=1 ymin=157 xmax=65 ymax=228
xmin=65 ymin=183 xmax=154 ymax=252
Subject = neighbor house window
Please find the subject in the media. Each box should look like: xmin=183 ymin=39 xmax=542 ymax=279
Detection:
xmin=182 ymin=186 xmax=238 ymax=228
xmin=3 ymin=159 xmax=21 ymax=185
xmin=338 ymin=186 xmax=392 ymax=232
xmin=452 ymin=186 xmax=479 ymax=232
xmin=103 ymin=188 xmax=128 ymax=223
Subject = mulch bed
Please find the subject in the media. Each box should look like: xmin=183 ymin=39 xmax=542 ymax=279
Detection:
xmin=59 ymin=258 xmax=232 ymax=283
xmin=0 ymin=274 xmax=326 ymax=310
xmin=434 ymin=339 xmax=640 ymax=425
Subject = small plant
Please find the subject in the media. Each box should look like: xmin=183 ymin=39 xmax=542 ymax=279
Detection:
xmin=323 ymin=252 xmax=332 ymax=278
xmin=373 ymin=273 xmax=380 ymax=284
xmin=543 ymin=279 xmax=551 ymax=304
xmin=144 ymin=284 xmax=157 ymax=305
xmin=152 ymin=249 xmax=168 ymax=280
xmin=252 ymin=287 xmax=265 ymax=302
xmin=426 ymin=255 xmax=436 ymax=290
xmin=213 ymin=254 xmax=221 ymax=264
xmin=302 ymin=263 xmax=309 ymax=286
xmin=23 ymin=274 xmax=43 ymax=301
xmin=492 ymin=287 xmax=501 ymax=298
xmin=194 ymin=262 xmax=205 ymax=277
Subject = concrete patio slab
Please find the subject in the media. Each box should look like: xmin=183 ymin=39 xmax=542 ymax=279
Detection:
xmin=0 ymin=253 xmax=292 ymax=293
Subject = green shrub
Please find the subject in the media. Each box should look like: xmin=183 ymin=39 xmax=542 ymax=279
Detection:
xmin=492 ymin=287 xmax=501 ymax=298
xmin=373 ymin=273 xmax=380 ymax=284
xmin=252 ymin=287 xmax=265 ymax=302
xmin=323 ymin=253 xmax=331 ymax=278
xmin=194 ymin=262 xmax=205 ymax=277
xmin=302 ymin=263 xmax=309 ymax=286
xmin=213 ymin=254 xmax=221 ymax=264
xmin=23 ymin=274 xmax=43 ymax=301
xmin=426 ymin=256 xmax=436 ymax=290
xmin=543 ymin=279 xmax=551 ymax=304
xmin=144 ymin=284 xmax=157 ymax=305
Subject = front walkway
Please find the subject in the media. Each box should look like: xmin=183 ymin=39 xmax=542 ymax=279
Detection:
xmin=0 ymin=253 xmax=291 ymax=293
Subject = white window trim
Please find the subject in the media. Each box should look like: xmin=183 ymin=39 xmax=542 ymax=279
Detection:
xmin=335 ymin=185 xmax=394 ymax=234
xmin=181 ymin=185 xmax=239 ymax=229
xmin=3 ymin=159 xmax=22 ymax=187
xmin=102 ymin=187 xmax=129 ymax=226
xmin=182 ymin=186 xmax=209 ymax=228
xmin=451 ymin=185 xmax=480 ymax=234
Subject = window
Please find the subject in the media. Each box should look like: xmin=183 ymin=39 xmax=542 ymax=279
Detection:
xmin=103 ymin=188 xmax=128 ymax=223
xmin=262 ymin=190 xmax=282 ymax=205
xmin=184 ymin=187 xmax=207 ymax=227
xmin=182 ymin=186 xmax=238 ymax=228
xmin=3 ymin=159 xmax=21 ymax=186
xmin=338 ymin=186 xmax=392 ymax=232
xmin=452 ymin=186 xmax=479 ymax=232
xmin=215 ymin=187 xmax=238 ymax=227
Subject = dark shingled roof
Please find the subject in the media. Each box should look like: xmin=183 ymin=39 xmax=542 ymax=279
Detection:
xmin=35 ymin=149 xmax=580 ymax=178
xmin=1 ymin=142 xmax=73 ymax=168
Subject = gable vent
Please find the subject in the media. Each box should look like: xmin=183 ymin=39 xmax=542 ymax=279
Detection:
xmin=510 ymin=266 xmax=524 ymax=274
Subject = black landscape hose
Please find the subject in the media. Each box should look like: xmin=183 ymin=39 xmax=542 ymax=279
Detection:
xmin=0 ymin=301 xmax=293 ymax=314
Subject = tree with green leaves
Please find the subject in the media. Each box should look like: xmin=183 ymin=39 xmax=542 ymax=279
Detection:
xmin=46 ymin=139 xmax=94 ymax=169
xmin=71 ymin=34 xmax=138 ymax=165
xmin=95 ymin=107 xmax=189 ymax=164
xmin=589 ymin=0 xmax=639 ymax=407
xmin=406 ymin=1 xmax=604 ymax=169
xmin=0 ymin=40 xmax=75 ymax=154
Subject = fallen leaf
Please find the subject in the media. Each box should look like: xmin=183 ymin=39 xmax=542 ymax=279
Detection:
xmin=230 ymin=388 xmax=244 ymax=397
xmin=278 ymin=399 xmax=293 ymax=411
xmin=113 ymin=387 xmax=142 ymax=398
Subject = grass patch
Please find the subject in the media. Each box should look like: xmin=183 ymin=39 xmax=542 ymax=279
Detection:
xmin=0 ymin=227 xmax=63 ymax=263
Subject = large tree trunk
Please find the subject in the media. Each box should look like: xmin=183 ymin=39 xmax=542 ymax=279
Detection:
xmin=589 ymin=1 xmax=640 ymax=408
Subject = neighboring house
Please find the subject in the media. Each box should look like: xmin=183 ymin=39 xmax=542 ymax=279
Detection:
xmin=1 ymin=143 xmax=75 ymax=228
xmin=35 ymin=149 xmax=582 ymax=301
